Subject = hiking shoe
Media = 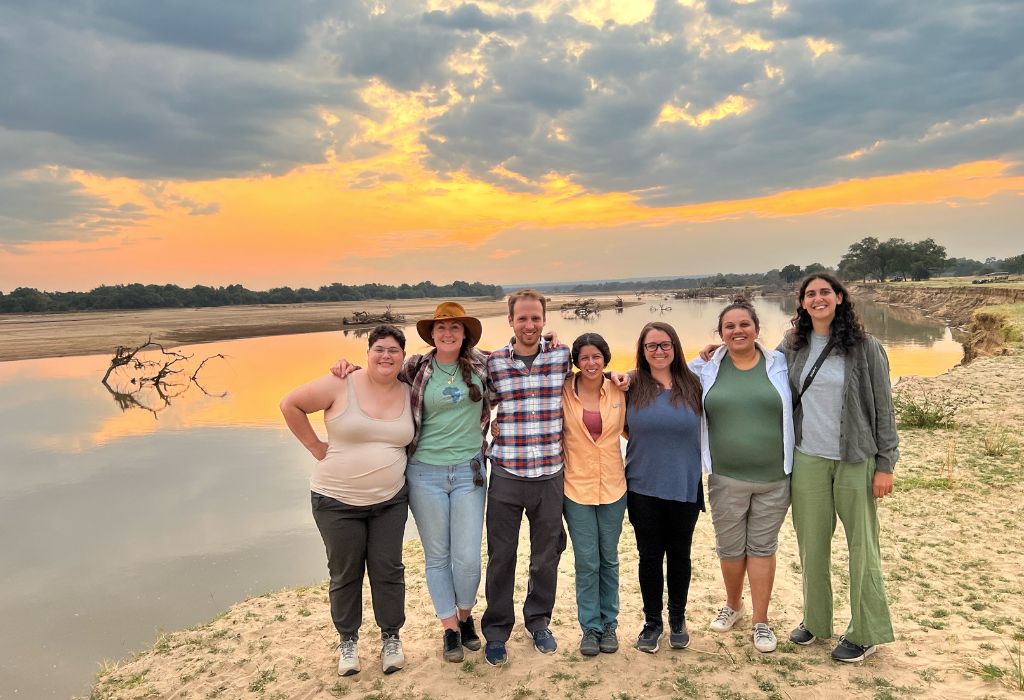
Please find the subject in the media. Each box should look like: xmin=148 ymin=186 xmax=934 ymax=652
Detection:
xmin=789 ymin=622 xmax=816 ymax=646
xmin=669 ymin=620 xmax=690 ymax=649
xmin=485 ymin=640 xmax=508 ymax=666
xmin=709 ymin=604 xmax=745 ymax=632
xmin=459 ymin=615 xmax=482 ymax=651
xmin=579 ymin=629 xmax=601 ymax=657
xmin=337 ymin=637 xmax=360 ymax=676
xmin=443 ymin=628 xmax=464 ymax=662
xmin=831 ymin=636 xmax=876 ymax=663
xmin=599 ymin=623 xmax=619 ymax=654
xmin=752 ymin=623 xmax=777 ymax=653
xmin=380 ymin=634 xmax=405 ymax=674
xmin=636 ymin=621 xmax=663 ymax=654
xmin=532 ymin=628 xmax=557 ymax=654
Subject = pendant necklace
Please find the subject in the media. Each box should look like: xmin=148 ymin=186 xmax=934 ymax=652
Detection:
xmin=434 ymin=359 xmax=457 ymax=385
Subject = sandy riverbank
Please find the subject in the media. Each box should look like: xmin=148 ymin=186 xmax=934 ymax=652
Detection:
xmin=0 ymin=294 xmax=633 ymax=362
xmin=86 ymin=348 xmax=1024 ymax=699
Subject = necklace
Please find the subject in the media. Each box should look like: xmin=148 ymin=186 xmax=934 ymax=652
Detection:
xmin=433 ymin=359 xmax=457 ymax=385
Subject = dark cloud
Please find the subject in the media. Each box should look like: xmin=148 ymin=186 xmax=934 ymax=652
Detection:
xmin=2 ymin=0 xmax=1021 ymax=244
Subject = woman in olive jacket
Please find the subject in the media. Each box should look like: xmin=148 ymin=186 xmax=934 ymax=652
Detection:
xmin=780 ymin=273 xmax=898 ymax=663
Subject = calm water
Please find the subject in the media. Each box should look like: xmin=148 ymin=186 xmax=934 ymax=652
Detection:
xmin=0 ymin=297 xmax=961 ymax=697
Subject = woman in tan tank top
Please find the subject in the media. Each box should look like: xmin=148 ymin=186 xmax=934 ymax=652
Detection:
xmin=280 ymin=325 xmax=415 ymax=677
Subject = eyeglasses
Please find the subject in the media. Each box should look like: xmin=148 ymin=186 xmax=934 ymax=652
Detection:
xmin=370 ymin=347 xmax=403 ymax=356
xmin=643 ymin=341 xmax=673 ymax=352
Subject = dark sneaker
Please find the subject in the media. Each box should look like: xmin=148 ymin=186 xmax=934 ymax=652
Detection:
xmin=789 ymin=622 xmax=816 ymax=646
xmin=579 ymin=629 xmax=601 ymax=657
xmin=532 ymin=628 xmax=557 ymax=654
xmin=636 ymin=622 xmax=663 ymax=654
xmin=459 ymin=615 xmax=482 ymax=651
xmin=484 ymin=640 xmax=508 ymax=666
xmin=831 ymin=636 xmax=877 ymax=663
xmin=599 ymin=623 xmax=619 ymax=654
xmin=443 ymin=629 xmax=464 ymax=662
xmin=669 ymin=620 xmax=690 ymax=649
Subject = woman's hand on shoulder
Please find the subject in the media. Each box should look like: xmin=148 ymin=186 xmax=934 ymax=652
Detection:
xmin=698 ymin=343 xmax=720 ymax=361
xmin=609 ymin=371 xmax=631 ymax=390
xmin=330 ymin=358 xmax=361 ymax=378
xmin=872 ymin=470 xmax=894 ymax=499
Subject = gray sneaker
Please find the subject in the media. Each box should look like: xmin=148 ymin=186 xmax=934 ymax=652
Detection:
xmin=338 ymin=638 xmax=360 ymax=676
xmin=381 ymin=634 xmax=405 ymax=674
xmin=669 ymin=620 xmax=690 ymax=649
xmin=636 ymin=621 xmax=663 ymax=654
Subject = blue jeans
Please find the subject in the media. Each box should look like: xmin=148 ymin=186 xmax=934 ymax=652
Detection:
xmin=407 ymin=455 xmax=486 ymax=619
xmin=563 ymin=494 xmax=627 ymax=632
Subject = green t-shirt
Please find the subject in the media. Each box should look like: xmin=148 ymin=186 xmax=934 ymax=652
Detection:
xmin=704 ymin=354 xmax=786 ymax=483
xmin=411 ymin=360 xmax=484 ymax=466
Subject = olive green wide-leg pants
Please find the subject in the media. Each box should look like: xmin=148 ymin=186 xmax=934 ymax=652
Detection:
xmin=791 ymin=450 xmax=894 ymax=647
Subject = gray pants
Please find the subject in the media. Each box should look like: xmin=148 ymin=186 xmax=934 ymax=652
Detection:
xmin=311 ymin=487 xmax=408 ymax=640
xmin=481 ymin=472 xmax=567 ymax=642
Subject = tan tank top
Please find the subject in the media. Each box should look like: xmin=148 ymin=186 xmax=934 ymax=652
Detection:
xmin=310 ymin=378 xmax=414 ymax=506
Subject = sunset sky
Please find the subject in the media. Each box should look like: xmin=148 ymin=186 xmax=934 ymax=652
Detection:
xmin=1 ymin=0 xmax=1021 ymax=292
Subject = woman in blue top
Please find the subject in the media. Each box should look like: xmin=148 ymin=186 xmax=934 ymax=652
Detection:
xmin=625 ymin=321 xmax=704 ymax=654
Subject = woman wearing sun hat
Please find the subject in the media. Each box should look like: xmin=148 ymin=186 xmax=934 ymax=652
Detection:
xmin=332 ymin=302 xmax=491 ymax=663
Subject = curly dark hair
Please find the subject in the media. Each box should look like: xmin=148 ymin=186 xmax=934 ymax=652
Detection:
xmin=788 ymin=273 xmax=866 ymax=353
xmin=630 ymin=322 xmax=703 ymax=414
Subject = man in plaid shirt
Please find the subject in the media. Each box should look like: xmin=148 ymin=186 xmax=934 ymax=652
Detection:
xmin=481 ymin=289 xmax=572 ymax=665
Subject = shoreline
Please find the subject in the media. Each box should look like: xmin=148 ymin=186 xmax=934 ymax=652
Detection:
xmin=85 ymin=351 xmax=1024 ymax=699
xmin=0 ymin=294 xmax=634 ymax=362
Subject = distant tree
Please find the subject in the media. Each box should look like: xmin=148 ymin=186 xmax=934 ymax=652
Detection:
xmin=780 ymin=264 xmax=804 ymax=283
xmin=1003 ymin=254 xmax=1024 ymax=274
xmin=908 ymin=239 xmax=948 ymax=280
xmin=803 ymin=262 xmax=828 ymax=275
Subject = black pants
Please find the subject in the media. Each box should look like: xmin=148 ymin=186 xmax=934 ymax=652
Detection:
xmin=627 ymin=490 xmax=701 ymax=626
xmin=311 ymin=486 xmax=408 ymax=640
xmin=481 ymin=472 xmax=567 ymax=642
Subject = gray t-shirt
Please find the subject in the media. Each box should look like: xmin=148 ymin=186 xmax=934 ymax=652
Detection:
xmin=797 ymin=333 xmax=844 ymax=460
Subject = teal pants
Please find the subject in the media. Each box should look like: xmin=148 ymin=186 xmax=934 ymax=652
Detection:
xmin=791 ymin=450 xmax=894 ymax=647
xmin=563 ymin=495 xmax=627 ymax=633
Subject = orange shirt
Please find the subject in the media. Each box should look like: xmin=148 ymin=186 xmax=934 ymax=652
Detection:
xmin=561 ymin=375 xmax=627 ymax=505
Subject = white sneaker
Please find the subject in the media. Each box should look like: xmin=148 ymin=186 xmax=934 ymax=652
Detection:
xmin=709 ymin=604 xmax=745 ymax=632
xmin=753 ymin=623 xmax=777 ymax=653
xmin=338 ymin=638 xmax=360 ymax=676
xmin=381 ymin=634 xmax=406 ymax=674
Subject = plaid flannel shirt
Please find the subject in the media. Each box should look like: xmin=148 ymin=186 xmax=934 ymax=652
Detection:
xmin=400 ymin=348 xmax=491 ymax=459
xmin=486 ymin=338 xmax=571 ymax=478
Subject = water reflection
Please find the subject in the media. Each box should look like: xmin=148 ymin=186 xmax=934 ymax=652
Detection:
xmin=0 ymin=298 xmax=963 ymax=697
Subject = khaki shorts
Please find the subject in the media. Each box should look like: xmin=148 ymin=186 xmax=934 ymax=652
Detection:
xmin=707 ymin=473 xmax=790 ymax=559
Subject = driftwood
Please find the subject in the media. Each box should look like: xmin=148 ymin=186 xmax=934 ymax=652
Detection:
xmin=101 ymin=337 xmax=227 ymax=415
xmin=342 ymin=304 xmax=407 ymax=325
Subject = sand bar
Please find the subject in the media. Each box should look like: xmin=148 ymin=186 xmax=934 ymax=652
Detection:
xmin=0 ymin=294 xmax=633 ymax=362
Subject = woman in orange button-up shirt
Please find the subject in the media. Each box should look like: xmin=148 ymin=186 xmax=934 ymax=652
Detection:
xmin=561 ymin=332 xmax=628 ymax=657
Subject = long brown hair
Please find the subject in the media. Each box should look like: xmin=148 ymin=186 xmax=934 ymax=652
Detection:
xmin=630 ymin=321 xmax=702 ymax=415
xmin=454 ymin=333 xmax=483 ymax=402
xmin=789 ymin=273 xmax=866 ymax=353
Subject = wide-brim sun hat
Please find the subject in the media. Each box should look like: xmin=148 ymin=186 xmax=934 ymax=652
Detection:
xmin=416 ymin=302 xmax=483 ymax=348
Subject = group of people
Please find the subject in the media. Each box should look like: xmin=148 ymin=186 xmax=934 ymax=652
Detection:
xmin=279 ymin=275 xmax=899 ymax=678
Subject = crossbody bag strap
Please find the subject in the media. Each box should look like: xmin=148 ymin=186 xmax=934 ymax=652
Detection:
xmin=793 ymin=338 xmax=836 ymax=410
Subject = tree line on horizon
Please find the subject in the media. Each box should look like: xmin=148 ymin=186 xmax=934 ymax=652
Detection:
xmin=0 ymin=280 xmax=504 ymax=313
xmin=568 ymin=237 xmax=1023 ymax=294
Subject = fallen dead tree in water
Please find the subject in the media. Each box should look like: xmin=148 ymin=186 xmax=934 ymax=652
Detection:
xmin=101 ymin=337 xmax=226 ymax=415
